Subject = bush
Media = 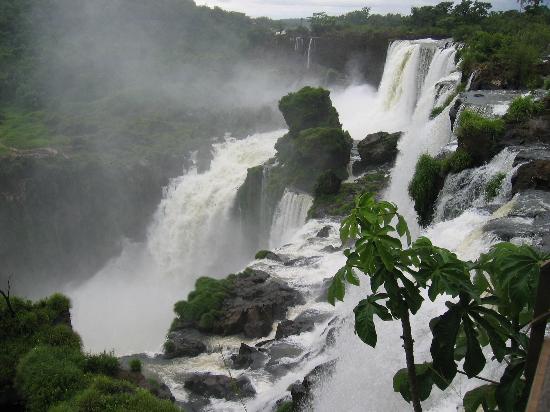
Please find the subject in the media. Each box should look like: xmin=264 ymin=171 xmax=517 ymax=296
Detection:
xmin=504 ymin=96 xmax=544 ymax=123
xmin=457 ymin=110 xmax=505 ymax=165
xmin=408 ymin=154 xmax=444 ymax=226
xmin=441 ymin=149 xmax=473 ymax=174
xmin=15 ymin=345 xmax=87 ymax=412
xmin=0 ymin=293 xmax=81 ymax=408
xmin=129 ymin=359 xmax=142 ymax=373
xmin=49 ymin=375 xmax=179 ymax=412
xmin=485 ymin=173 xmax=506 ymax=200
xmin=172 ymin=276 xmax=233 ymax=331
xmin=84 ymin=352 xmax=119 ymax=376
xmin=314 ymin=170 xmax=343 ymax=196
xmin=255 ymin=250 xmax=270 ymax=259
xmin=276 ymin=400 xmax=294 ymax=412
xmin=278 ymin=87 xmax=341 ymax=134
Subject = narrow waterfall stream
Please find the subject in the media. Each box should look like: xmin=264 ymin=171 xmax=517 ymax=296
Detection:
xmin=269 ymin=190 xmax=314 ymax=249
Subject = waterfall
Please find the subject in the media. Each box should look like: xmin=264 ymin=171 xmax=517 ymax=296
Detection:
xmin=268 ymin=189 xmax=313 ymax=249
xmin=434 ymin=148 xmax=519 ymax=222
xmin=307 ymin=38 xmax=315 ymax=69
xmin=69 ymin=130 xmax=283 ymax=354
xmin=312 ymin=41 xmax=495 ymax=412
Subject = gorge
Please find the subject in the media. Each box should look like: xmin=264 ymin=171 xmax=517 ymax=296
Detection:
xmin=1 ymin=2 xmax=550 ymax=412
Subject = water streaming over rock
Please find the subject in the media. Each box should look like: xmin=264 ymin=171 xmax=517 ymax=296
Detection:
xmin=269 ymin=189 xmax=314 ymax=249
xmin=68 ymin=38 xmax=532 ymax=412
xmin=69 ymin=130 xmax=284 ymax=354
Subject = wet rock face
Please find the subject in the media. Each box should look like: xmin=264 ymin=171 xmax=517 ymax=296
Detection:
xmin=164 ymin=329 xmax=207 ymax=359
xmin=184 ymin=373 xmax=255 ymax=400
xmin=512 ymin=160 xmax=550 ymax=194
xmin=275 ymin=310 xmax=330 ymax=340
xmin=354 ymin=131 xmax=401 ymax=173
xmin=316 ymin=226 xmax=332 ymax=238
xmin=231 ymin=343 xmax=267 ymax=369
xmin=214 ymin=269 xmax=304 ymax=338
xmin=289 ymin=361 xmax=337 ymax=409
xmin=484 ymin=190 xmax=550 ymax=252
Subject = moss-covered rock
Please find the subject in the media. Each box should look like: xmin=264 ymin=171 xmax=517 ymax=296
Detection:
xmin=309 ymin=170 xmax=389 ymax=219
xmin=169 ymin=268 xmax=303 ymax=339
xmin=456 ymin=109 xmax=505 ymax=165
xmin=314 ymin=171 xmax=343 ymax=196
xmin=408 ymin=149 xmax=473 ymax=226
xmin=278 ymin=87 xmax=340 ymax=134
xmin=356 ymin=131 xmax=401 ymax=167
xmin=512 ymin=160 xmax=550 ymax=194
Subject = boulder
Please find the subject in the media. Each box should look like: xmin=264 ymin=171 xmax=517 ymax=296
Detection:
xmin=255 ymin=250 xmax=283 ymax=261
xmin=184 ymin=373 xmax=255 ymax=400
xmin=314 ymin=171 xmax=342 ymax=196
xmin=278 ymin=87 xmax=341 ymax=134
xmin=512 ymin=160 xmax=550 ymax=194
xmin=289 ymin=361 xmax=337 ymax=409
xmin=164 ymin=329 xmax=206 ymax=359
xmin=316 ymin=226 xmax=332 ymax=238
xmin=213 ymin=269 xmax=304 ymax=338
xmin=231 ymin=343 xmax=267 ymax=369
xmin=276 ymin=310 xmax=331 ymax=340
xmin=356 ymin=131 xmax=401 ymax=167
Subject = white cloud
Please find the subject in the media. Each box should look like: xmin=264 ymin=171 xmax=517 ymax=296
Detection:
xmin=195 ymin=0 xmax=521 ymax=19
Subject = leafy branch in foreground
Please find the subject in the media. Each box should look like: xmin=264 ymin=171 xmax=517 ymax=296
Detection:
xmin=328 ymin=192 xmax=550 ymax=412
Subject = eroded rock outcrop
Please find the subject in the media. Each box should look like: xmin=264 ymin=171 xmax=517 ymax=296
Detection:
xmin=184 ymin=373 xmax=256 ymax=400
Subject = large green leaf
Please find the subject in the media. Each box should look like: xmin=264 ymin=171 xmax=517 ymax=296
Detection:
xmin=327 ymin=267 xmax=346 ymax=305
xmin=430 ymin=304 xmax=462 ymax=383
xmin=462 ymin=316 xmax=486 ymax=378
xmin=463 ymin=384 xmax=497 ymax=412
xmin=392 ymin=363 xmax=435 ymax=403
xmin=495 ymin=361 xmax=526 ymax=412
xmin=353 ymin=295 xmax=391 ymax=347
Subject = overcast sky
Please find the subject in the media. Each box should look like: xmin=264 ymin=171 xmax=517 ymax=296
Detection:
xmin=195 ymin=0 xmax=523 ymax=19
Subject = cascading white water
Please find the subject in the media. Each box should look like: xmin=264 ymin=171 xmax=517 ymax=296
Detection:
xmin=434 ymin=148 xmax=520 ymax=222
xmin=312 ymin=40 xmax=503 ymax=412
xmin=383 ymin=45 xmax=459 ymax=236
xmin=307 ymin=38 xmax=315 ymax=69
xmin=268 ymin=189 xmax=313 ymax=249
xmin=69 ymin=130 xmax=283 ymax=354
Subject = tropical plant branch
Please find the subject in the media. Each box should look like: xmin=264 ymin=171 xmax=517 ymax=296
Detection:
xmin=457 ymin=370 xmax=499 ymax=385
xmin=0 ymin=277 xmax=15 ymax=317
xmin=401 ymin=309 xmax=423 ymax=412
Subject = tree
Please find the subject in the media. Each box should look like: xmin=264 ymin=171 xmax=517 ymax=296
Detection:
xmin=329 ymin=193 xmax=550 ymax=411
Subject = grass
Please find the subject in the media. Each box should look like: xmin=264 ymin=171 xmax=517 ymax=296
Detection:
xmin=173 ymin=276 xmax=234 ymax=331
xmin=504 ymin=96 xmax=544 ymax=124
xmin=485 ymin=173 xmax=506 ymax=201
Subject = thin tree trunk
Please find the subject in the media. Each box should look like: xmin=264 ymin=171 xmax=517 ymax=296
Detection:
xmin=401 ymin=309 xmax=422 ymax=412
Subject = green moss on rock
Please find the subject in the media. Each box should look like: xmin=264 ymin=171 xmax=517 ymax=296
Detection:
xmin=309 ymin=171 xmax=389 ymax=219
xmin=485 ymin=173 xmax=506 ymax=200
xmin=278 ymin=87 xmax=341 ymax=134
xmin=173 ymin=277 xmax=234 ymax=332
xmin=457 ymin=110 xmax=505 ymax=165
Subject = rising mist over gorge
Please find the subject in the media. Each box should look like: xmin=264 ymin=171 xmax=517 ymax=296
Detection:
xmin=0 ymin=0 xmax=338 ymax=296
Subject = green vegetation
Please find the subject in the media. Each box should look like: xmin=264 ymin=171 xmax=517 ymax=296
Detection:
xmin=0 ymin=292 xmax=177 ymax=411
xmin=276 ymin=400 xmax=294 ymax=412
xmin=329 ymin=193 xmax=550 ymax=412
xmin=288 ymin=2 xmax=550 ymax=90
xmin=129 ymin=359 xmax=142 ymax=374
xmin=173 ymin=276 xmax=234 ymax=331
xmin=309 ymin=171 xmax=389 ymax=219
xmin=50 ymin=375 xmax=178 ymax=412
xmin=255 ymin=250 xmax=272 ymax=259
xmin=504 ymin=96 xmax=545 ymax=123
xmin=409 ymin=149 xmax=473 ymax=226
xmin=429 ymin=91 xmax=459 ymax=119
xmin=408 ymin=155 xmax=444 ymax=226
xmin=485 ymin=173 xmax=507 ymax=200
xmin=278 ymin=87 xmax=340 ymax=134
xmin=314 ymin=170 xmax=343 ymax=196
xmin=457 ymin=110 xmax=505 ymax=165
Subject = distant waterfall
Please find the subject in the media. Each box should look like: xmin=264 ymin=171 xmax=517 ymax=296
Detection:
xmin=307 ymin=37 xmax=316 ymax=69
xmin=269 ymin=189 xmax=313 ymax=249
xmin=70 ymin=130 xmax=283 ymax=354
